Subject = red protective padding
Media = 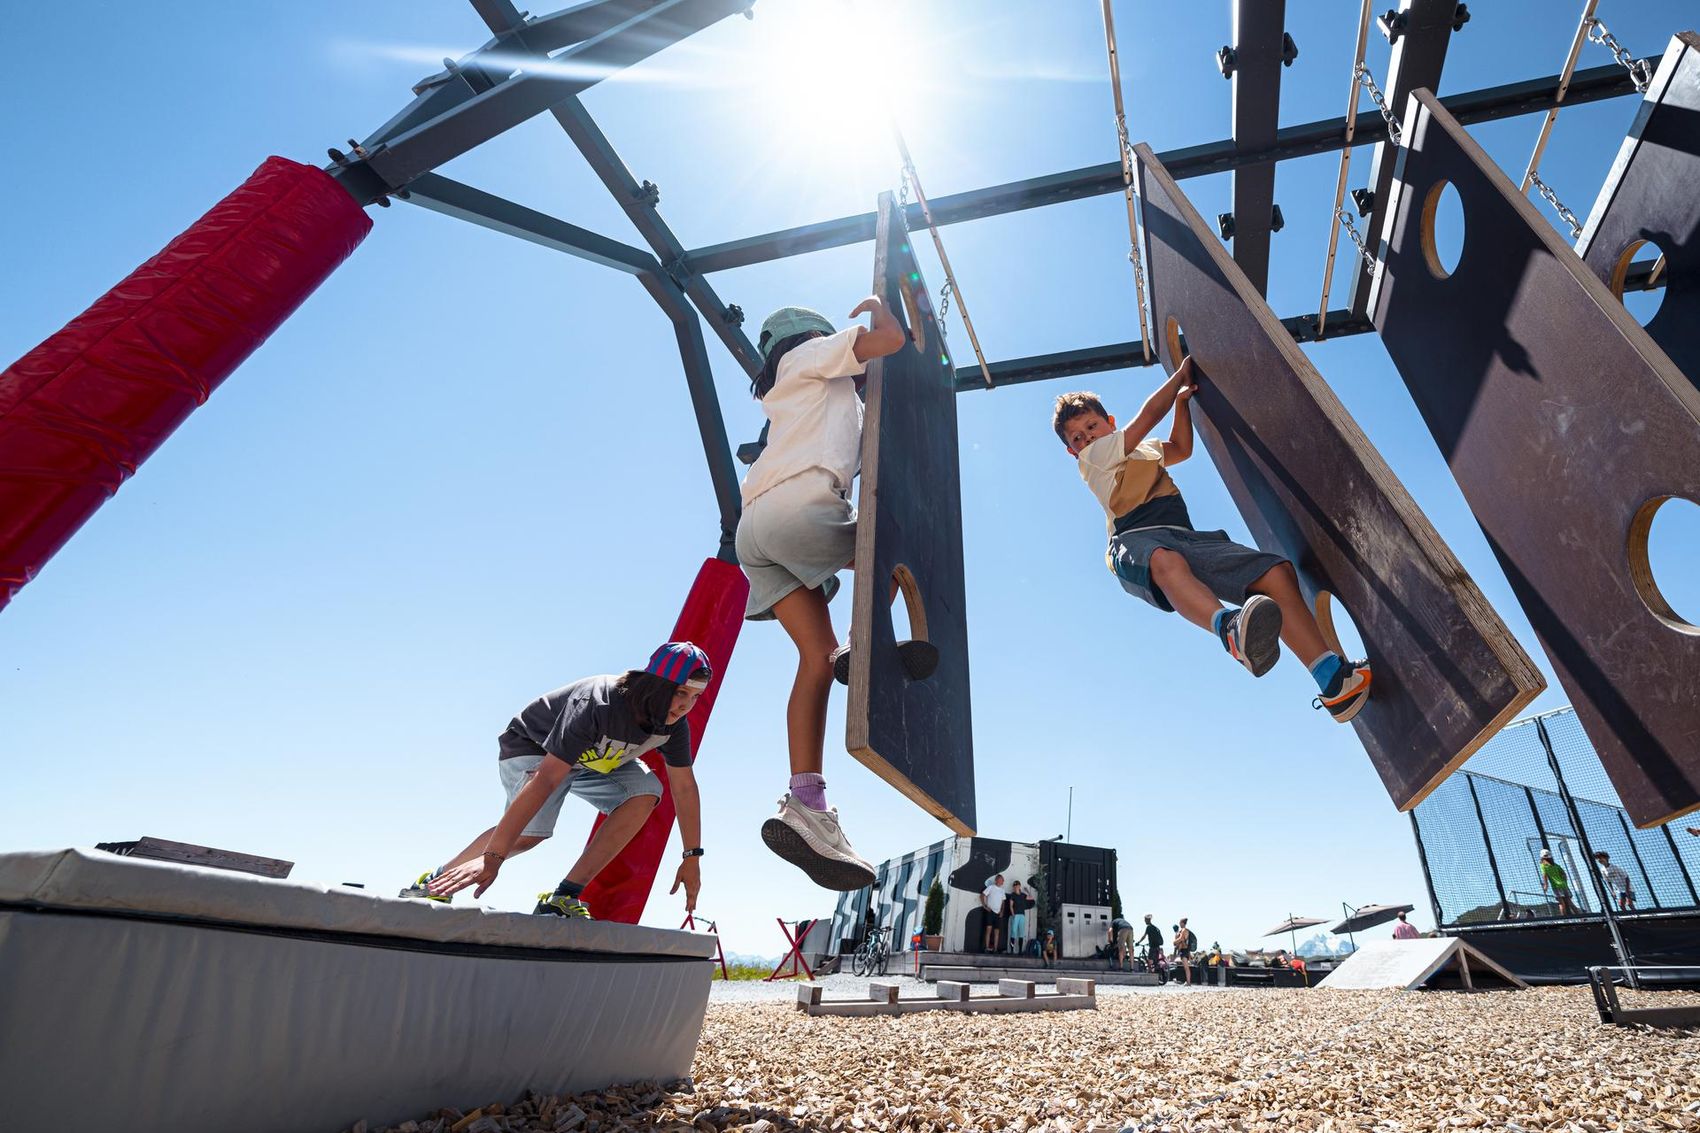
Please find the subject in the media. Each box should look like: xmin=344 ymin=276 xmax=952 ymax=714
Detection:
xmin=0 ymin=156 xmax=372 ymax=611
xmin=580 ymin=557 xmax=749 ymax=924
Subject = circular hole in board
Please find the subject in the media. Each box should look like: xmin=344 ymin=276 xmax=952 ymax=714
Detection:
xmin=1610 ymin=237 xmax=1670 ymax=328
xmin=1420 ymin=180 xmax=1465 ymax=280
xmin=1628 ymin=495 xmax=1700 ymax=634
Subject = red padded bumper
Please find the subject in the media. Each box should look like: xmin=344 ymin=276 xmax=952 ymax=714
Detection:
xmin=0 ymin=156 xmax=371 ymax=611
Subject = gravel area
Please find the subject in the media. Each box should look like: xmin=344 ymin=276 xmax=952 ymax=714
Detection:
xmin=355 ymin=985 xmax=1700 ymax=1132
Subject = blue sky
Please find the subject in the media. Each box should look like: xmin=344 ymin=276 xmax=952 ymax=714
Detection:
xmin=3 ymin=1 xmax=1695 ymax=957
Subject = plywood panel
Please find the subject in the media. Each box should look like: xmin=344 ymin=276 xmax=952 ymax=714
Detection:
xmin=1369 ymin=89 xmax=1700 ymax=827
xmin=1135 ymin=144 xmax=1542 ymax=812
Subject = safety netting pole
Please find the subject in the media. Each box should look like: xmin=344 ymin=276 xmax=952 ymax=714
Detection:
xmin=0 ymin=157 xmax=372 ymax=611
xmin=580 ymin=556 xmax=749 ymax=924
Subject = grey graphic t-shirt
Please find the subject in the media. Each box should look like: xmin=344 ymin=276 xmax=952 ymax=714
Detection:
xmin=498 ymin=675 xmax=691 ymax=773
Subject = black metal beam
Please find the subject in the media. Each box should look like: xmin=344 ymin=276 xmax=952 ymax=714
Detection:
xmin=639 ymin=271 xmax=743 ymax=556
xmin=687 ymin=59 xmax=1654 ymax=275
xmin=1226 ymin=0 xmax=1288 ymax=295
xmin=327 ymin=0 xmax=750 ymax=204
xmin=1346 ymin=0 xmax=1460 ymax=319
xmin=955 ymin=259 xmax=1669 ymax=394
xmin=403 ymin=174 xmax=659 ymax=275
xmin=468 ymin=0 xmax=762 ymax=377
xmin=952 ymin=310 xmax=1372 ymax=392
xmin=359 ymin=0 xmax=669 ymax=151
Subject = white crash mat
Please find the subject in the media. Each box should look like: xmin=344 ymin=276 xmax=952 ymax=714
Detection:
xmin=0 ymin=849 xmax=716 ymax=1132
xmin=1319 ymin=937 xmax=1526 ymax=990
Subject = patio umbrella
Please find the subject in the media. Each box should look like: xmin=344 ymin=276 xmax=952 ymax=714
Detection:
xmin=1265 ymin=914 xmax=1328 ymax=955
xmin=1331 ymin=902 xmax=1414 ymax=937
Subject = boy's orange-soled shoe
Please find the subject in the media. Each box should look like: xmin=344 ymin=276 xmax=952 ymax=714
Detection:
xmin=1314 ymin=662 xmax=1373 ymax=722
xmin=1223 ymin=594 xmax=1283 ymax=677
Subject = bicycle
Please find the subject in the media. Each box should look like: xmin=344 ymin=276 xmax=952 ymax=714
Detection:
xmin=851 ymin=924 xmax=892 ymax=977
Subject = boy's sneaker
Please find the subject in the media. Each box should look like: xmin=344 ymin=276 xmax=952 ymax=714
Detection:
xmin=1223 ymin=595 xmax=1283 ymax=677
xmin=1314 ymin=661 xmax=1373 ymax=723
xmin=830 ymin=640 xmax=940 ymax=686
xmin=533 ymin=893 xmax=593 ymax=918
xmin=760 ymin=793 xmax=877 ymax=891
xmin=399 ymin=869 xmax=451 ymax=903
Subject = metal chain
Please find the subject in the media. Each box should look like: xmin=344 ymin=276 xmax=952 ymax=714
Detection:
xmin=1115 ymin=118 xmax=1153 ymax=342
xmin=1334 ymin=207 xmax=1378 ymax=271
xmin=1528 ymin=170 xmax=1584 ymax=239
xmin=936 ymin=279 xmax=952 ymax=336
xmin=1587 ymin=17 xmax=1652 ymax=93
xmin=898 ymin=167 xmax=910 ymax=207
xmin=1355 ymin=63 xmax=1403 ymax=146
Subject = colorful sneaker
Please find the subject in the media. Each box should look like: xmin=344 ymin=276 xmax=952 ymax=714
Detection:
xmin=760 ymin=793 xmax=877 ymax=891
xmin=1314 ymin=661 xmax=1373 ymax=723
xmin=1223 ymin=595 xmax=1282 ymax=677
xmin=533 ymin=892 xmax=593 ymax=918
xmin=399 ymin=869 xmax=451 ymax=903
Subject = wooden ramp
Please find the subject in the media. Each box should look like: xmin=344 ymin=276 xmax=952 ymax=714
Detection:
xmin=1320 ymin=938 xmax=1526 ymax=991
xmin=798 ymin=978 xmax=1097 ymax=1017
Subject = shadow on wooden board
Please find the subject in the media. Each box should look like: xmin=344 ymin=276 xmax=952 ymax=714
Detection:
xmin=1133 ymin=144 xmax=1542 ymax=812
xmin=1577 ymin=31 xmax=1700 ymax=388
xmin=845 ymin=192 xmax=975 ymax=836
xmin=1370 ymin=88 xmax=1700 ymax=828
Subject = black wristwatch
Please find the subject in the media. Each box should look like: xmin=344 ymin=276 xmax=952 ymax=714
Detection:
xmin=682 ymin=847 xmax=704 ymax=859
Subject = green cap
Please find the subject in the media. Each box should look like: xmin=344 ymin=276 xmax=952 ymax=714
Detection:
xmin=757 ymin=306 xmax=836 ymax=360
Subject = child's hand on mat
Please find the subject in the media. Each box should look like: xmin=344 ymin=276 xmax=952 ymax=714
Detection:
xmin=670 ymin=856 xmax=701 ymax=911
xmin=431 ymin=854 xmax=501 ymax=899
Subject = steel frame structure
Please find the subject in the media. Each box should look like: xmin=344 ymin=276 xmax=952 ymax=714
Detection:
xmin=320 ymin=0 xmax=1662 ymax=553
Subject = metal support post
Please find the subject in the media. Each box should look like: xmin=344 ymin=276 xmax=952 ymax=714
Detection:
xmin=1537 ymin=717 xmax=1637 ymax=986
xmin=1465 ymin=775 xmax=1510 ymax=913
xmin=464 ymin=0 xmax=762 ymax=377
xmin=327 ymin=0 xmax=751 ymax=204
xmin=1409 ymin=812 xmax=1446 ymax=930
xmin=638 ymin=272 xmax=743 ymax=558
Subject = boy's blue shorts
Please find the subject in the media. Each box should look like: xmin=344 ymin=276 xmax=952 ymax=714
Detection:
xmin=1106 ymin=525 xmax=1289 ymax=612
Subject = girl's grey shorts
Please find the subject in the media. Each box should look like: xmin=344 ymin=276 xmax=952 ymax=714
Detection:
xmin=1106 ymin=525 xmax=1287 ymax=612
xmin=735 ymin=469 xmax=856 ymax=620
xmin=497 ymin=754 xmax=662 ymax=839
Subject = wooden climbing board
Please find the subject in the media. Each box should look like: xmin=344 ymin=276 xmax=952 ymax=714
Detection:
xmin=1134 ymin=143 xmax=1543 ymax=812
xmin=845 ymin=191 xmax=976 ymax=835
xmin=1370 ymin=89 xmax=1700 ymax=827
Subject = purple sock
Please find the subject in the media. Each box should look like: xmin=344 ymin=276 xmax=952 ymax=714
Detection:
xmin=790 ymin=772 xmax=828 ymax=811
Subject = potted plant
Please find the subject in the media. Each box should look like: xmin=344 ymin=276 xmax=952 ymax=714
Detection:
xmin=922 ymin=877 xmax=945 ymax=952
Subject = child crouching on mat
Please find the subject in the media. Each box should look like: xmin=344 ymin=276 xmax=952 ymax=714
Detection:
xmin=1052 ymin=359 xmax=1372 ymax=721
xmin=736 ymin=298 xmax=906 ymax=891
xmin=401 ymin=643 xmax=713 ymax=917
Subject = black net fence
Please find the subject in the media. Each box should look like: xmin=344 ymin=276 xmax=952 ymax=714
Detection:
xmin=1411 ymin=708 xmax=1700 ymax=927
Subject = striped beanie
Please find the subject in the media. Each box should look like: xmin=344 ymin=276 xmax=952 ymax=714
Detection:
xmin=645 ymin=641 xmax=713 ymax=689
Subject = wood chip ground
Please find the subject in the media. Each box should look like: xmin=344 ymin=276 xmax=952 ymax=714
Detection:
xmin=357 ymin=987 xmax=1700 ymax=1132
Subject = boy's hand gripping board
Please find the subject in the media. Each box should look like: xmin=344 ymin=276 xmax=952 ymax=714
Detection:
xmin=1133 ymin=144 xmax=1543 ymax=812
xmin=1368 ymin=89 xmax=1700 ymax=827
xmin=1576 ymin=32 xmax=1700 ymax=390
xmin=846 ymin=192 xmax=976 ymax=835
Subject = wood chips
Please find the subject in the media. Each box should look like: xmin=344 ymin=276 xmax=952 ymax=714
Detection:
xmin=357 ymin=987 xmax=1700 ymax=1133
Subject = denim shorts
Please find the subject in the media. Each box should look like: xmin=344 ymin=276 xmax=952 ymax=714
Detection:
xmin=1106 ymin=525 xmax=1288 ymax=612
xmin=497 ymin=754 xmax=662 ymax=839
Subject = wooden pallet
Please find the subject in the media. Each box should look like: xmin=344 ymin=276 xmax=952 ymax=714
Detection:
xmin=797 ymin=978 xmax=1096 ymax=1017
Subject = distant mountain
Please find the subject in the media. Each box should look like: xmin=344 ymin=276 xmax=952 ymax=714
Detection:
xmin=1295 ymin=931 xmax=1358 ymax=958
xmin=723 ymin=951 xmax=781 ymax=968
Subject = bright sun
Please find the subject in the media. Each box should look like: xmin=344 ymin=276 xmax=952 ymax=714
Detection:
xmin=754 ymin=0 xmax=926 ymax=179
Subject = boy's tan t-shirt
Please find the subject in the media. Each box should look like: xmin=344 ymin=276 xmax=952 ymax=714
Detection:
xmin=1076 ymin=430 xmax=1180 ymax=530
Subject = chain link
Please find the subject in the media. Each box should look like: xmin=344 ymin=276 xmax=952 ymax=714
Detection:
xmin=1528 ymin=171 xmax=1584 ymax=239
xmin=1334 ymin=207 xmax=1378 ymax=272
xmin=936 ymin=279 xmax=952 ymax=335
xmin=1587 ymin=17 xmax=1652 ymax=93
xmin=1355 ymin=63 xmax=1403 ymax=146
xmin=898 ymin=166 xmax=910 ymax=207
